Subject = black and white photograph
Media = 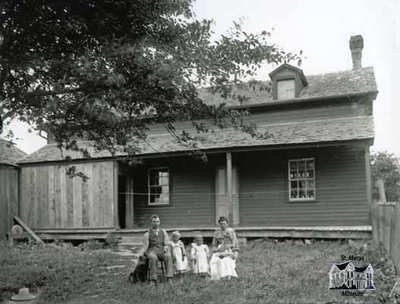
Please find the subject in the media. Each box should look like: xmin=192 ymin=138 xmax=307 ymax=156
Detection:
xmin=0 ymin=0 xmax=399 ymax=303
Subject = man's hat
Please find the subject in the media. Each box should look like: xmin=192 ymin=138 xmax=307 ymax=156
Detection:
xmin=11 ymin=287 xmax=37 ymax=302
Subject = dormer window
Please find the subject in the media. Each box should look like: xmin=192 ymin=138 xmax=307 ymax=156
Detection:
xmin=269 ymin=63 xmax=308 ymax=101
xmin=277 ymin=79 xmax=295 ymax=100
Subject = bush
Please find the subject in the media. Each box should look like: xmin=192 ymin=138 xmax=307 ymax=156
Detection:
xmin=371 ymin=151 xmax=400 ymax=202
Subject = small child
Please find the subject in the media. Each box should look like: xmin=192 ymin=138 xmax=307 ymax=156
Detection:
xmin=169 ymin=231 xmax=188 ymax=275
xmin=216 ymin=241 xmax=234 ymax=258
xmin=191 ymin=234 xmax=210 ymax=276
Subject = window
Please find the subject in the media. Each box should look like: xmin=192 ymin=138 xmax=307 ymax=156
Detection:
xmin=277 ymin=79 xmax=295 ymax=99
xmin=148 ymin=168 xmax=169 ymax=205
xmin=288 ymin=158 xmax=315 ymax=201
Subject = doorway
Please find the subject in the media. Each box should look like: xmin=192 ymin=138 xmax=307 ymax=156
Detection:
xmin=215 ymin=166 xmax=239 ymax=225
xmin=117 ymin=174 xmax=134 ymax=229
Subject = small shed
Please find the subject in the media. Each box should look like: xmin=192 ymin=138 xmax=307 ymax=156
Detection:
xmin=0 ymin=139 xmax=27 ymax=239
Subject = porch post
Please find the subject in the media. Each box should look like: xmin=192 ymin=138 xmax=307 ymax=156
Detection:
xmin=113 ymin=161 xmax=119 ymax=229
xmin=125 ymin=176 xmax=134 ymax=229
xmin=226 ymin=152 xmax=233 ymax=224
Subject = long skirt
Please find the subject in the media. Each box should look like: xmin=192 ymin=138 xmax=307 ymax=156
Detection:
xmin=209 ymin=254 xmax=238 ymax=280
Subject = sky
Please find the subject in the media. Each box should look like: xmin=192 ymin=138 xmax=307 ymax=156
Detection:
xmin=2 ymin=0 xmax=400 ymax=156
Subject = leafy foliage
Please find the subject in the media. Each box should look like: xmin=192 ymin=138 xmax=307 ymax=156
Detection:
xmin=0 ymin=0 xmax=300 ymax=158
xmin=371 ymin=151 xmax=400 ymax=202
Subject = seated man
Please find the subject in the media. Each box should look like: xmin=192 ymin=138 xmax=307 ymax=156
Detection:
xmin=138 ymin=214 xmax=173 ymax=284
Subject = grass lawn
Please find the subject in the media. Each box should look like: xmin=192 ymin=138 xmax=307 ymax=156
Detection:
xmin=0 ymin=238 xmax=398 ymax=304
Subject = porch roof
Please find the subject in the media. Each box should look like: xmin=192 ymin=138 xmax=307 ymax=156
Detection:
xmin=19 ymin=116 xmax=373 ymax=164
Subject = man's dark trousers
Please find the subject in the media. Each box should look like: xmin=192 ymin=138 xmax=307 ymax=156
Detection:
xmin=145 ymin=229 xmax=173 ymax=281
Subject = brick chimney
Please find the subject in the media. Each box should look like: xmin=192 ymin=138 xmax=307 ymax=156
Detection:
xmin=349 ymin=35 xmax=364 ymax=70
xmin=46 ymin=128 xmax=56 ymax=144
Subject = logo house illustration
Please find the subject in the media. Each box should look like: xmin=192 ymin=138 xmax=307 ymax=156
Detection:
xmin=329 ymin=261 xmax=375 ymax=290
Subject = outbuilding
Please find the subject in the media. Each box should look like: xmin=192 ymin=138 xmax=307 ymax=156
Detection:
xmin=0 ymin=139 xmax=27 ymax=239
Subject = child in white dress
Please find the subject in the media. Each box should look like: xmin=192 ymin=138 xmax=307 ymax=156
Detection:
xmin=216 ymin=241 xmax=235 ymax=258
xmin=169 ymin=231 xmax=188 ymax=275
xmin=191 ymin=234 xmax=209 ymax=276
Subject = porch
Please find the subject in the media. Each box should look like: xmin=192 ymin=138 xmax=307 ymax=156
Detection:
xmin=28 ymin=225 xmax=372 ymax=241
xmin=116 ymin=143 xmax=372 ymax=231
xmin=15 ymin=142 xmax=373 ymax=239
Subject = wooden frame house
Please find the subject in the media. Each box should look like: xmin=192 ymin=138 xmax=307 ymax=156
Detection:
xmin=16 ymin=35 xmax=377 ymax=240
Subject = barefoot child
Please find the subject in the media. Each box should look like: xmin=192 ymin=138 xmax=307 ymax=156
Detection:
xmin=191 ymin=234 xmax=209 ymax=276
xmin=169 ymin=231 xmax=188 ymax=275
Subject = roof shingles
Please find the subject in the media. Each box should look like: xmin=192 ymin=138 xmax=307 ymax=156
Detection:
xmin=19 ymin=116 xmax=374 ymax=164
xmin=0 ymin=139 xmax=27 ymax=166
xmin=199 ymin=67 xmax=377 ymax=107
xmin=18 ymin=66 xmax=377 ymax=164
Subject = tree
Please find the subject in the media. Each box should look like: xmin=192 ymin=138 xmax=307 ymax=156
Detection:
xmin=371 ymin=151 xmax=400 ymax=202
xmin=0 ymin=0 xmax=300 ymax=158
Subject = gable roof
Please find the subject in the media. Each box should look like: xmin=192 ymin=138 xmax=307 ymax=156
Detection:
xmin=19 ymin=116 xmax=374 ymax=164
xmin=199 ymin=67 xmax=377 ymax=107
xmin=269 ymin=63 xmax=308 ymax=86
xmin=0 ymin=139 xmax=27 ymax=166
xmin=336 ymin=262 xmax=351 ymax=271
xmin=354 ymin=264 xmax=372 ymax=272
xmin=329 ymin=264 xmax=340 ymax=273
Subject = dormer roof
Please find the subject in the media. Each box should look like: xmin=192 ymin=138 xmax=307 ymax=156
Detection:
xmin=269 ymin=63 xmax=308 ymax=86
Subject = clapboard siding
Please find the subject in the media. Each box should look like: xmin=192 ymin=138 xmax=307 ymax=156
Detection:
xmin=16 ymin=144 xmax=370 ymax=230
xmin=131 ymin=145 xmax=369 ymax=228
xmin=147 ymin=101 xmax=368 ymax=134
xmin=19 ymin=161 xmax=116 ymax=229
xmin=0 ymin=166 xmax=19 ymax=239
xmin=243 ymin=101 xmax=368 ymax=125
xmin=238 ymin=145 xmax=369 ymax=226
xmin=131 ymin=157 xmax=216 ymax=228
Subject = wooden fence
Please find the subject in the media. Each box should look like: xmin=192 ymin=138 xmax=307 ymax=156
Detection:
xmin=371 ymin=202 xmax=400 ymax=274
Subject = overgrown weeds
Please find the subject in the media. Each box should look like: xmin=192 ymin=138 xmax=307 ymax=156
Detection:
xmin=0 ymin=240 xmax=115 ymax=303
xmin=0 ymin=238 xmax=397 ymax=304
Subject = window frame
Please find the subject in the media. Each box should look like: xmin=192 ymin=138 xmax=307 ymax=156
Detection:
xmin=147 ymin=167 xmax=170 ymax=206
xmin=277 ymin=78 xmax=296 ymax=100
xmin=288 ymin=157 xmax=316 ymax=202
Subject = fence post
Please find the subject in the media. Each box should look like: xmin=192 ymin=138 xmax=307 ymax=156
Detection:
xmin=378 ymin=204 xmax=384 ymax=247
xmin=390 ymin=205 xmax=396 ymax=256
xmin=371 ymin=203 xmax=379 ymax=247
xmin=385 ymin=205 xmax=393 ymax=255
xmin=394 ymin=204 xmax=400 ymax=275
xmin=373 ymin=202 xmax=400 ymax=276
xmin=377 ymin=179 xmax=387 ymax=203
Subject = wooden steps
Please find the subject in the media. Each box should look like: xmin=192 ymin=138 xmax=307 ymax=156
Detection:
xmin=117 ymin=236 xmax=142 ymax=254
xmin=115 ymin=236 xmax=142 ymax=264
